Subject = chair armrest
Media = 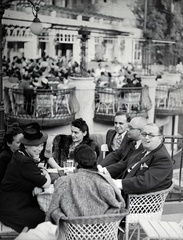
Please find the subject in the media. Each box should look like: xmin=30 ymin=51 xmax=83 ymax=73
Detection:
xmin=101 ymin=144 xmax=109 ymax=159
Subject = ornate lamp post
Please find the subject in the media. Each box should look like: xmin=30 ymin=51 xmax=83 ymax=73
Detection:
xmin=78 ymin=26 xmax=91 ymax=77
xmin=0 ymin=0 xmax=43 ymax=146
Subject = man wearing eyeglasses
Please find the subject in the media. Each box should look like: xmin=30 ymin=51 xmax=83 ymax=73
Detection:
xmin=99 ymin=116 xmax=148 ymax=176
xmin=105 ymin=111 xmax=130 ymax=155
xmin=99 ymin=123 xmax=173 ymax=195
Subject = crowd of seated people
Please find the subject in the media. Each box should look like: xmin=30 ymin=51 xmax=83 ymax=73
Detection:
xmin=2 ymin=55 xmax=76 ymax=90
xmin=3 ymin=55 xmax=142 ymax=90
xmin=0 ymin=114 xmax=174 ymax=239
xmin=93 ymin=61 xmax=142 ymax=89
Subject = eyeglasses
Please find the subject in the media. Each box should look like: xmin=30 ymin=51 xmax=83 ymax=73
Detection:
xmin=114 ymin=122 xmax=125 ymax=125
xmin=141 ymin=132 xmax=161 ymax=138
xmin=128 ymin=125 xmax=141 ymax=131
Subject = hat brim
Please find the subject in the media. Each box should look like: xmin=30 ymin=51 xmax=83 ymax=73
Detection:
xmin=20 ymin=132 xmax=48 ymax=146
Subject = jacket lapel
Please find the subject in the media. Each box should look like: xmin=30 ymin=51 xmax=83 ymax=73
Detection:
xmin=125 ymin=152 xmax=152 ymax=178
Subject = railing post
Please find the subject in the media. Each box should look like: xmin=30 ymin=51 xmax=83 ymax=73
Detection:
xmin=141 ymin=75 xmax=157 ymax=123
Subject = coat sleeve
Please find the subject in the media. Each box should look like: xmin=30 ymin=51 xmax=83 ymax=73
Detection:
xmin=106 ymin=146 xmax=144 ymax=179
xmin=106 ymin=158 xmax=127 ymax=179
xmin=46 ymin=178 xmax=68 ymax=225
xmin=100 ymin=147 xmax=123 ymax=167
xmin=100 ymin=136 xmax=134 ymax=167
xmin=106 ymin=129 xmax=115 ymax=153
xmin=0 ymin=152 xmax=11 ymax=184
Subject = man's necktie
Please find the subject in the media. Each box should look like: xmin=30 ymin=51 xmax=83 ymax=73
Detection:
xmin=116 ymin=134 xmax=122 ymax=149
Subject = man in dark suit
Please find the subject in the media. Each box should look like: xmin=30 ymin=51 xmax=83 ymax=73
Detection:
xmin=105 ymin=111 xmax=130 ymax=154
xmin=98 ymin=123 xmax=173 ymax=195
xmin=100 ymin=116 xmax=148 ymax=174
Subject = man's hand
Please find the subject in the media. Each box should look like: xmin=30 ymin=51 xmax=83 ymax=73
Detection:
xmin=112 ymin=179 xmax=123 ymax=189
xmin=97 ymin=165 xmax=110 ymax=175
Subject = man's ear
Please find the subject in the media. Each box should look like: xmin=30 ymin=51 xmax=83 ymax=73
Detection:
xmin=83 ymin=131 xmax=87 ymax=136
xmin=6 ymin=142 xmax=11 ymax=148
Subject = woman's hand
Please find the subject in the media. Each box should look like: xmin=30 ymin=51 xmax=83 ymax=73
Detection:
xmin=41 ymin=168 xmax=48 ymax=176
xmin=32 ymin=187 xmax=43 ymax=196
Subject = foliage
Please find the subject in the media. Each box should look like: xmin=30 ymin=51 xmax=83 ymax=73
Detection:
xmin=131 ymin=0 xmax=183 ymax=41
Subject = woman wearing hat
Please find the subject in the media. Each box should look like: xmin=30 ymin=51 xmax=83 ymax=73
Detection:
xmin=0 ymin=123 xmax=51 ymax=233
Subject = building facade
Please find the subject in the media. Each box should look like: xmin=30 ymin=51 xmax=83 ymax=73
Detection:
xmin=2 ymin=0 xmax=142 ymax=67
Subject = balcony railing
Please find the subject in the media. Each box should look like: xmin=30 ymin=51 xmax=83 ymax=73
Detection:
xmin=164 ymin=135 xmax=183 ymax=202
xmin=155 ymin=84 xmax=183 ymax=116
xmin=94 ymin=87 xmax=149 ymax=122
xmin=4 ymin=87 xmax=79 ymax=127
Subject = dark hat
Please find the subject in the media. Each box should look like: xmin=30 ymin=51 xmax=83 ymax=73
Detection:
xmin=20 ymin=122 xmax=48 ymax=146
xmin=74 ymin=144 xmax=97 ymax=169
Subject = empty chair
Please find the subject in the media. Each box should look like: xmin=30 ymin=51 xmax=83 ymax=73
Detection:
xmin=54 ymin=90 xmax=71 ymax=115
xmin=96 ymin=88 xmax=116 ymax=114
xmin=117 ymin=91 xmax=141 ymax=113
xmin=155 ymin=85 xmax=169 ymax=108
xmin=34 ymin=92 xmax=54 ymax=117
xmin=9 ymin=89 xmax=25 ymax=115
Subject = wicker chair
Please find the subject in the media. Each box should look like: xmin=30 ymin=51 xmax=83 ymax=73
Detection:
xmin=58 ymin=211 xmax=129 ymax=240
xmin=96 ymin=89 xmax=116 ymax=114
xmin=124 ymin=182 xmax=174 ymax=240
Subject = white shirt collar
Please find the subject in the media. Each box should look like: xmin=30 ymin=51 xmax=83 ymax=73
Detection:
xmin=135 ymin=140 xmax=142 ymax=149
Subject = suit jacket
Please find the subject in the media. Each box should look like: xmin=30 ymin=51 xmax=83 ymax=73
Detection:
xmin=106 ymin=144 xmax=144 ymax=178
xmin=106 ymin=129 xmax=126 ymax=153
xmin=100 ymin=134 xmax=135 ymax=167
xmin=121 ymin=143 xmax=173 ymax=195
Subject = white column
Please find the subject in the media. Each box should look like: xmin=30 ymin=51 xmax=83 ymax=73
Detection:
xmin=87 ymin=37 xmax=95 ymax=62
xmin=141 ymin=75 xmax=157 ymax=123
xmin=24 ymin=38 xmax=37 ymax=59
xmin=70 ymin=77 xmax=95 ymax=133
xmin=73 ymin=39 xmax=80 ymax=65
xmin=173 ymin=115 xmax=179 ymax=152
xmin=48 ymin=31 xmax=56 ymax=58
xmin=163 ymin=116 xmax=173 ymax=153
xmin=2 ymin=41 xmax=8 ymax=58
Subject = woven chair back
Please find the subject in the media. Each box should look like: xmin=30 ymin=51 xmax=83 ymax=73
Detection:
xmin=59 ymin=211 xmax=129 ymax=240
